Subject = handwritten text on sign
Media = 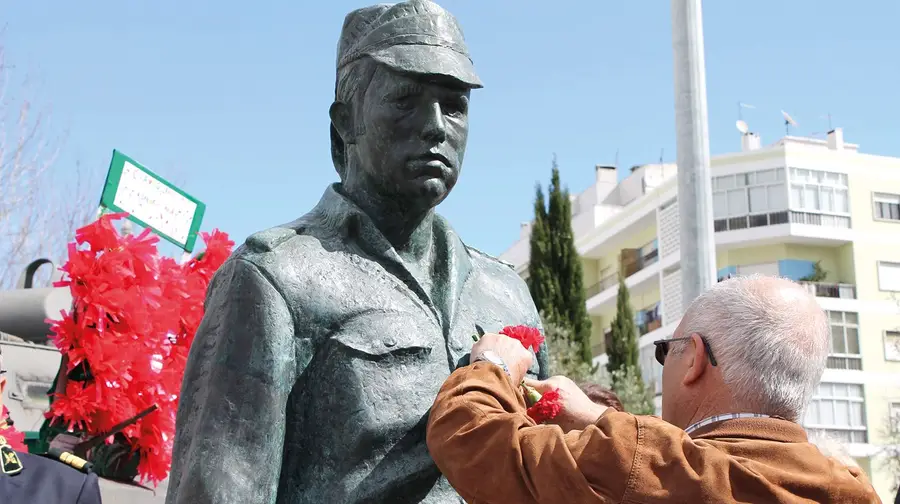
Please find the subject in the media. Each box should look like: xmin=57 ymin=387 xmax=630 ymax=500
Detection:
xmin=113 ymin=161 xmax=198 ymax=245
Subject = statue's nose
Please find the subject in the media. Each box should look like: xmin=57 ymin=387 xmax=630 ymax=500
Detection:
xmin=420 ymin=102 xmax=448 ymax=143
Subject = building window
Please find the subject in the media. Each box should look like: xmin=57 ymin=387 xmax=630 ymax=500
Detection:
xmin=789 ymin=168 xmax=850 ymax=214
xmin=712 ymin=168 xmax=787 ymax=219
xmin=874 ymin=193 xmax=900 ymax=221
xmin=877 ymin=261 xmax=900 ymax=292
xmin=826 ymin=311 xmax=861 ymax=370
xmin=890 ymin=402 xmax=900 ymax=433
xmin=804 ymin=382 xmax=867 ymax=443
xmin=885 ymin=331 xmax=900 ymax=361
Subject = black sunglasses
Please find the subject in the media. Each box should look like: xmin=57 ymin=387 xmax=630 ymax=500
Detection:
xmin=653 ymin=336 xmax=718 ymax=367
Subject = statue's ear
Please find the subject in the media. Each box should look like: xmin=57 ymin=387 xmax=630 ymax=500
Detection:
xmin=329 ymin=101 xmax=355 ymax=145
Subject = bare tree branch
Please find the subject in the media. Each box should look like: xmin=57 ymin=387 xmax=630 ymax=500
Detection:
xmin=0 ymin=42 xmax=96 ymax=290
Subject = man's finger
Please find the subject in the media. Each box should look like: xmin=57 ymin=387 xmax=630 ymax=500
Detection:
xmin=523 ymin=378 xmax=554 ymax=394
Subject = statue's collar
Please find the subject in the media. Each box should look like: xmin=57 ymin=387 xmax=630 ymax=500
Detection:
xmin=313 ymin=184 xmax=474 ymax=327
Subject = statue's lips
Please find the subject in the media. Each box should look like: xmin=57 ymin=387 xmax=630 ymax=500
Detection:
xmin=407 ymin=154 xmax=450 ymax=178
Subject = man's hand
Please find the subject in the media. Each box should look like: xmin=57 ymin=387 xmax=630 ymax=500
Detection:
xmin=471 ymin=333 xmax=533 ymax=385
xmin=49 ymin=433 xmax=83 ymax=454
xmin=524 ymin=376 xmax=609 ymax=432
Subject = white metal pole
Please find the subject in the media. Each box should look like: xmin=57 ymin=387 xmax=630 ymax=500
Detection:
xmin=671 ymin=0 xmax=717 ymax=305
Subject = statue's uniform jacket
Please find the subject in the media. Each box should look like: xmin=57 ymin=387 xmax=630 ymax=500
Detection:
xmin=166 ymin=184 xmax=549 ymax=504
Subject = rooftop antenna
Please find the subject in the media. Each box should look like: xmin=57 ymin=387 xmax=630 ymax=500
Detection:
xmin=735 ymin=119 xmax=749 ymax=135
xmin=821 ymin=113 xmax=833 ymax=131
xmin=659 ymin=148 xmax=664 ymax=164
xmin=781 ymin=110 xmax=798 ymax=136
xmin=738 ymin=102 xmax=755 ymax=121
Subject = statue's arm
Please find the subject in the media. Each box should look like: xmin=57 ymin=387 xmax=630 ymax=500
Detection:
xmin=166 ymin=257 xmax=298 ymax=504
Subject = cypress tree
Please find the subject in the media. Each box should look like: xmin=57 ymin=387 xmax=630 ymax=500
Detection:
xmin=607 ymin=273 xmax=640 ymax=377
xmin=527 ymin=184 xmax=557 ymax=320
xmin=545 ymin=155 xmax=593 ymax=363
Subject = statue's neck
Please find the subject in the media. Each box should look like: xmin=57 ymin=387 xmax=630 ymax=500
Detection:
xmin=340 ymin=183 xmax=434 ymax=263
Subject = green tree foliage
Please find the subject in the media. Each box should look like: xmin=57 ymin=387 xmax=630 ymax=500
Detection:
xmin=543 ymin=315 xmax=655 ymax=416
xmin=799 ymin=260 xmax=828 ymax=282
xmin=607 ymin=274 xmax=640 ymax=376
xmin=528 ymin=155 xmax=592 ymax=363
xmin=607 ymin=366 xmax=656 ymax=416
xmin=528 ymin=185 xmax=558 ymax=320
xmin=543 ymin=315 xmax=599 ymax=384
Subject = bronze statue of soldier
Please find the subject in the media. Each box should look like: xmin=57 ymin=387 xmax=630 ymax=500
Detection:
xmin=166 ymin=1 xmax=549 ymax=502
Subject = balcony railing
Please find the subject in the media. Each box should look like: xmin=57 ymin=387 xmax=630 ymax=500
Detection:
xmin=586 ymin=272 xmax=618 ymax=299
xmin=827 ymin=355 xmax=863 ymax=371
xmin=585 ymin=242 xmax=659 ymax=299
xmin=798 ymin=281 xmax=856 ymax=299
xmin=714 ymin=210 xmax=851 ymax=232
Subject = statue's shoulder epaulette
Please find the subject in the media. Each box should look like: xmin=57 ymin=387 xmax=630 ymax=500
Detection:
xmin=0 ymin=436 xmax=23 ymax=475
xmin=45 ymin=448 xmax=94 ymax=474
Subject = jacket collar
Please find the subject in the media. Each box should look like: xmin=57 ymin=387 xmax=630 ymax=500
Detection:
xmin=690 ymin=416 xmax=809 ymax=444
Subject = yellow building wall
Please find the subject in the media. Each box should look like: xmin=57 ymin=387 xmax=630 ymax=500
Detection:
xmin=847 ymin=169 xmax=900 ymax=301
xmin=582 ymin=257 xmax=599 ymax=289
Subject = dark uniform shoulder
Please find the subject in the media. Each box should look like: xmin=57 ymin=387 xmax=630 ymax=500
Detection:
xmin=1 ymin=450 xmax=102 ymax=504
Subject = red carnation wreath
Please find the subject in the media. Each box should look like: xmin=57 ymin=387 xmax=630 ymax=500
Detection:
xmin=45 ymin=213 xmax=233 ymax=484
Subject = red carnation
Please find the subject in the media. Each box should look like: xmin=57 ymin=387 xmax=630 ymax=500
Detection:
xmin=526 ymin=389 xmax=562 ymax=424
xmin=499 ymin=325 xmax=544 ymax=353
xmin=1 ymin=406 xmax=27 ymax=452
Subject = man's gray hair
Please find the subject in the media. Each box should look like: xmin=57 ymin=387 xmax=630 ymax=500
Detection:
xmin=679 ymin=274 xmax=829 ymax=421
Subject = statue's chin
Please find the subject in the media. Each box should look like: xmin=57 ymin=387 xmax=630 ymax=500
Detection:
xmin=407 ymin=177 xmax=453 ymax=209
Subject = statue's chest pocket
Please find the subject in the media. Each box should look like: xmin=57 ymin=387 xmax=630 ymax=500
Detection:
xmin=327 ymin=313 xmax=443 ymax=367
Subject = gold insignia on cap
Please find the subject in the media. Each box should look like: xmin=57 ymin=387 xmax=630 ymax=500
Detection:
xmin=1 ymin=443 xmax=22 ymax=475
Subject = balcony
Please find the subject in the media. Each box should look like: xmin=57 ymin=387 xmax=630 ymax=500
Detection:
xmin=585 ymin=239 xmax=659 ymax=300
xmin=636 ymin=302 xmax=662 ymax=336
xmin=713 ymin=210 xmax=851 ymax=233
xmin=798 ymin=281 xmax=856 ymax=300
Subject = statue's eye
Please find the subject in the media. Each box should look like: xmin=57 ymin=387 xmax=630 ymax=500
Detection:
xmin=394 ymin=96 xmax=416 ymax=111
xmin=443 ymin=96 xmax=468 ymax=117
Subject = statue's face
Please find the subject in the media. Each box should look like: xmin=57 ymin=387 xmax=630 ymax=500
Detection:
xmin=350 ymin=64 xmax=470 ymax=209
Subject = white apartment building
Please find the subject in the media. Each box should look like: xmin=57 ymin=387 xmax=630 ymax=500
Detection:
xmin=500 ymin=128 xmax=900 ymax=501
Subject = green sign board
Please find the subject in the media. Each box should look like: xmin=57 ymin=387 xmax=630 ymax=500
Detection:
xmin=99 ymin=150 xmax=206 ymax=252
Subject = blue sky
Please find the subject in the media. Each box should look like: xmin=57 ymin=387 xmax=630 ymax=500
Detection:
xmin=4 ymin=0 xmax=899 ymax=257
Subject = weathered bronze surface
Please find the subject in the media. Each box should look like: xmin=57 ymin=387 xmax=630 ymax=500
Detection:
xmin=166 ymin=2 xmax=548 ymax=502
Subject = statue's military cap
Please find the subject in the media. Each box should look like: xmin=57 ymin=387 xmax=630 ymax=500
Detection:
xmin=336 ymin=0 xmax=482 ymax=88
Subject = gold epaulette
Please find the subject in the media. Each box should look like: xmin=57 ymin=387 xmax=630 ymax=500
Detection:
xmin=0 ymin=436 xmax=23 ymax=475
xmin=47 ymin=448 xmax=94 ymax=474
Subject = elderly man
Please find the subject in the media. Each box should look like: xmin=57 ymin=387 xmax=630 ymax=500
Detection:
xmin=166 ymin=1 xmax=547 ymax=503
xmin=427 ymin=275 xmax=880 ymax=503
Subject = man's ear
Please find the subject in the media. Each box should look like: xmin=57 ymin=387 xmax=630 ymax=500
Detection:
xmin=0 ymin=376 xmax=6 ymax=396
xmin=681 ymin=333 xmax=708 ymax=386
xmin=329 ymin=101 xmax=355 ymax=145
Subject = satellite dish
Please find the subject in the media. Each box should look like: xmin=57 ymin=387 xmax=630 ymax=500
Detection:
xmin=736 ymin=120 xmax=749 ymax=134
xmin=781 ymin=110 xmax=798 ymax=127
